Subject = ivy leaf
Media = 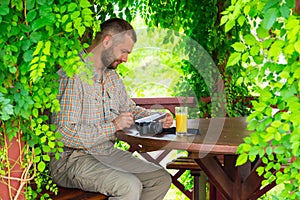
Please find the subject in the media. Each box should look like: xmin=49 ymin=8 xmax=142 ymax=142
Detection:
xmin=236 ymin=153 xmax=248 ymax=166
xmin=226 ymin=52 xmax=241 ymax=67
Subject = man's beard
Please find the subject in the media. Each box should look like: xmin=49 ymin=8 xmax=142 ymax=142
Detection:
xmin=102 ymin=47 xmax=118 ymax=69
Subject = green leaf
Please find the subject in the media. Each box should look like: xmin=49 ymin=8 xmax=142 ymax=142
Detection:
xmin=0 ymin=1 xmax=9 ymax=16
xmin=68 ymin=3 xmax=77 ymax=12
xmin=30 ymin=31 xmax=42 ymax=43
xmin=279 ymin=4 xmax=290 ymax=18
xmin=266 ymin=146 xmax=273 ymax=155
xmin=55 ymin=152 xmax=60 ymax=160
xmin=243 ymin=34 xmax=257 ymax=45
xmin=71 ymin=11 xmax=80 ymax=20
xmin=26 ymin=10 xmax=37 ymax=22
xmin=65 ymin=22 xmax=73 ymax=32
xmin=36 ymin=0 xmax=47 ymax=5
xmin=33 ymin=41 xmax=44 ymax=56
xmin=274 ymin=146 xmax=285 ymax=154
xmin=32 ymin=18 xmax=47 ymax=31
xmin=225 ymin=19 xmax=235 ymax=32
xmin=35 ymin=147 xmax=42 ymax=155
xmin=231 ymin=42 xmax=246 ymax=52
xmin=26 ymin=0 xmax=36 ymax=10
xmin=9 ymin=67 xmax=17 ymax=74
xmin=220 ymin=15 xmax=228 ymax=26
xmin=42 ymin=145 xmax=51 ymax=152
xmin=32 ymin=108 xmax=38 ymax=118
xmin=43 ymin=41 xmax=51 ymax=55
xmin=23 ymin=50 xmax=34 ymax=62
xmin=237 ymin=15 xmax=245 ymax=27
xmin=236 ymin=153 xmax=248 ymax=166
xmin=38 ymin=161 xmax=46 ymax=172
xmin=42 ymin=154 xmax=50 ymax=161
xmin=256 ymin=166 xmax=264 ymax=176
xmin=33 ymin=155 xmax=40 ymax=163
xmin=271 ymin=120 xmax=282 ymax=128
xmin=294 ymin=41 xmax=300 ymax=54
xmin=261 ymin=8 xmax=278 ymax=30
xmin=242 ymin=52 xmax=249 ymax=62
xmin=256 ymin=26 xmax=269 ymax=39
xmin=79 ymin=0 xmax=91 ymax=8
xmin=226 ymin=52 xmax=241 ymax=67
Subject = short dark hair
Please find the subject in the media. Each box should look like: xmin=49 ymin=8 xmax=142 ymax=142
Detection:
xmin=94 ymin=18 xmax=137 ymax=44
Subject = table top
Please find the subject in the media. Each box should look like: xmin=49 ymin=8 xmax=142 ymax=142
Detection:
xmin=117 ymin=117 xmax=251 ymax=155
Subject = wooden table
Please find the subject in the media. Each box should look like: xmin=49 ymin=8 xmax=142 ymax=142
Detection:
xmin=117 ymin=117 xmax=275 ymax=200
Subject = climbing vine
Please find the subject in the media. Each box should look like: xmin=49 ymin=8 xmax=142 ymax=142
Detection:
xmin=222 ymin=0 xmax=300 ymax=199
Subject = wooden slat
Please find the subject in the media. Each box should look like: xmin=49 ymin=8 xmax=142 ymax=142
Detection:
xmin=166 ymin=157 xmax=201 ymax=170
xmin=132 ymin=97 xmax=196 ymax=114
xmin=52 ymin=187 xmax=108 ymax=200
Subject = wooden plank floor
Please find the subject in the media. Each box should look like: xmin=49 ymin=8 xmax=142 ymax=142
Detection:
xmin=52 ymin=187 xmax=108 ymax=200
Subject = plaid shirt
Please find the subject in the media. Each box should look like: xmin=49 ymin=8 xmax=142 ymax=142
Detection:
xmin=52 ymin=67 xmax=151 ymax=157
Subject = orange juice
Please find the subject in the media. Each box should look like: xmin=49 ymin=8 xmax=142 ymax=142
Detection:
xmin=176 ymin=113 xmax=188 ymax=133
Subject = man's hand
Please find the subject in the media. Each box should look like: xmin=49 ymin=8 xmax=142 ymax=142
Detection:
xmin=159 ymin=113 xmax=174 ymax=128
xmin=113 ymin=112 xmax=134 ymax=131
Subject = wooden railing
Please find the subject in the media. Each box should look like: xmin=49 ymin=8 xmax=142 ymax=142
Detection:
xmin=132 ymin=96 xmax=196 ymax=115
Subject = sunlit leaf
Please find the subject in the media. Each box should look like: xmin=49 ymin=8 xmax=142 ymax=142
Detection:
xmin=236 ymin=153 xmax=248 ymax=166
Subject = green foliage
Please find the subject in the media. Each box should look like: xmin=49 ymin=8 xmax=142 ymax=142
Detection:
xmin=0 ymin=0 xmax=100 ymax=198
xmin=223 ymin=0 xmax=300 ymax=199
xmin=139 ymin=0 xmax=253 ymax=118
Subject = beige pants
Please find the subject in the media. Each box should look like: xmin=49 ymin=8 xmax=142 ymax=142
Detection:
xmin=49 ymin=148 xmax=171 ymax=200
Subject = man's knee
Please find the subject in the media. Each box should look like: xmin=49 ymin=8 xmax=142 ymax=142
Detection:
xmin=158 ymin=169 xmax=172 ymax=189
xmin=108 ymin=174 xmax=143 ymax=198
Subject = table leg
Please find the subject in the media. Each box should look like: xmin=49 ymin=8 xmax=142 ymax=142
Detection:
xmin=195 ymin=157 xmax=233 ymax=199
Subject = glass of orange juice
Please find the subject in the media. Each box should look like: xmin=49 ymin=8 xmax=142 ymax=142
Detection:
xmin=175 ymin=107 xmax=188 ymax=136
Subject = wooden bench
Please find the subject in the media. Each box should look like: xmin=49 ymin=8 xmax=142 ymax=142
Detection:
xmin=166 ymin=157 xmax=203 ymax=200
xmin=52 ymin=186 xmax=108 ymax=200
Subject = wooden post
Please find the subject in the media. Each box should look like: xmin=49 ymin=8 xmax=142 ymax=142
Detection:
xmin=0 ymin=136 xmax=25 ymax=200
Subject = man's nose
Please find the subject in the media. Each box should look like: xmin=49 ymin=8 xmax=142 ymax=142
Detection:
xmin=121 ymin=54 xmax=128 ymax=62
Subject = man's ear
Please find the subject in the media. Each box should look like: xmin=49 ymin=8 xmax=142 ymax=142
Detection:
xmin=102 ymin=34 xmax=112 ymax=48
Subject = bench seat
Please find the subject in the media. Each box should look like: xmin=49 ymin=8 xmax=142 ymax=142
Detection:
xmin=52 ymin=187 xmax=108 ymax=200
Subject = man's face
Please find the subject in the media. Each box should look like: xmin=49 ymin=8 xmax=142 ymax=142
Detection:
xmin=102 ymin=34 xmax=135 ymax=69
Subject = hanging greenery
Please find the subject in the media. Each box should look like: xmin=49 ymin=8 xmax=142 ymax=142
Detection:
xmin=0 ymin=0 xmax=102 ymax=198
xmin=222 ymin=0 xmax=300 ymax=199
xmin=138 ymin=0 xmax=253 ymax=117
